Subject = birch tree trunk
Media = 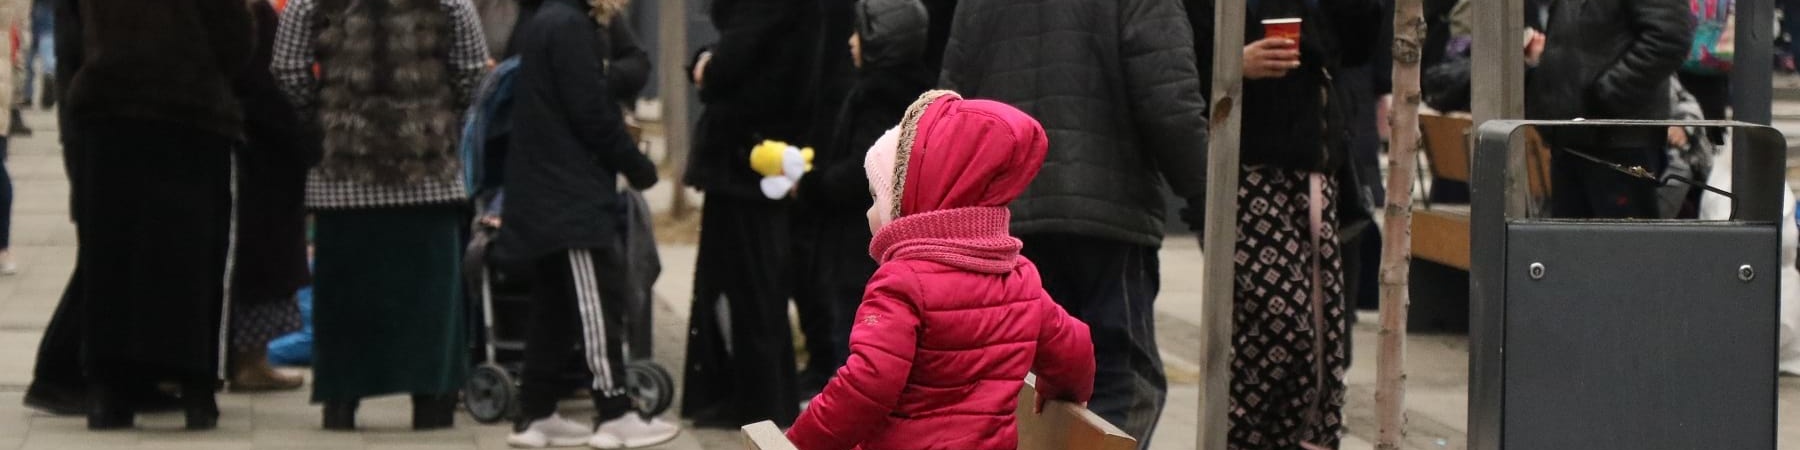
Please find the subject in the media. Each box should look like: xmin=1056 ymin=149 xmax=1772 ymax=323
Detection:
xmin=1377 ymin=0 xmax=1424 ymax=448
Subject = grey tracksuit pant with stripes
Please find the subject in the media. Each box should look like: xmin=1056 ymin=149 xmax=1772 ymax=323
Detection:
xmin=519 ymin=248 xmax=634 ymax=423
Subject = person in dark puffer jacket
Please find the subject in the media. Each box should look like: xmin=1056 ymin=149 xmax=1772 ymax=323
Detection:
xmin=939 ymin=0 xmax=1208 ymax=446
xmin=500 ymin=0 xmax=671 ymax=447
xmin=791 ymin=0 xmax=934 ymax=396
xmin=1527 ymin=0 xmax=1692 ymax=219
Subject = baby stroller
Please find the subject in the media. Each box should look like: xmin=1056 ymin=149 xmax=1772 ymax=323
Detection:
xmin=457 ymin=57 xmax=675 ymax=424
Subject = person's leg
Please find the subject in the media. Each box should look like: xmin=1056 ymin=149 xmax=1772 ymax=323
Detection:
xmin=517 ymin=251 xmax=584 ymax=424
xmin=1021 ymin=234 xmax=1166 ymax=449
xmin=1550 ymin=147 xmax=1594 ymax=219
xmin=24 ymin=266 xmax=83 ymax=415
xmin=585 ymin=246 xmax=679 ymax=447
xmin=507 ymin=250 xmax=594 ymax=447
xmin=790 ymin=236 xmax=835 ymax=395
xmin=0 ymin=137 xmax=13 ymax=273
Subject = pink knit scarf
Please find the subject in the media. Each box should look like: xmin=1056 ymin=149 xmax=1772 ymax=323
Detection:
xmin=869 ymin=207 xmax=1023 ymax=274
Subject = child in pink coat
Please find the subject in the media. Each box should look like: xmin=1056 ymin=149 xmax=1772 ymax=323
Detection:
xmin=784 ymin=90 xmax=1096 ymax=450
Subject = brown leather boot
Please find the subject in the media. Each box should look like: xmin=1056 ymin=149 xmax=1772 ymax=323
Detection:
xmin=229 ymin=348 xmax=304 ymax=392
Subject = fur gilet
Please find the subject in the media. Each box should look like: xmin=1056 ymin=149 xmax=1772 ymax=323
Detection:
xmin=314 ymin=0 xmax=460 ymax=185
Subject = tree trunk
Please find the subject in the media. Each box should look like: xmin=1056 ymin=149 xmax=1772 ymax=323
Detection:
xmin=658 ymin=0 xmax=696 ymax=220
xmin=1198 ymin=0 xmax=1248 ymax=448
xmin=1378 ymin=0 xmax=1424 ymax=448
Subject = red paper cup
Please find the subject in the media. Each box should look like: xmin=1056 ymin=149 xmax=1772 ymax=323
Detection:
xmin=1262 ymin=18 xmax=1303 ymax=43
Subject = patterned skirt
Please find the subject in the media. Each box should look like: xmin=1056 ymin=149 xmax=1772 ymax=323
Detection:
xmin=231 ymin=299 xmax=302 ymax=353
xmin=1229 ymin=166 xmax=1349 ymax=450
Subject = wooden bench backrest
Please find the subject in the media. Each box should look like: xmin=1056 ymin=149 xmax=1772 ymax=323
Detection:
xmin=1418 ymin=114 xmax=1553 ymax=199
xmin=741 ymin=378 xmax=1137 ymax=450
xmin=1420 ymin=114 xmax=1474 ymax=184
xmin=742 ymin=421 xmax=798 ymax=450
xmin=1015 ymin=378 xmax=1138 ymax=450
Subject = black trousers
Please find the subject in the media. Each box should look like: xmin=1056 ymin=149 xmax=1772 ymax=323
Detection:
xmin=1020 ymin=234 xmax=1166 ymax=449
xmin=791 ymin=213 xmax=877 ymax=389
xmin=78 ymin=119 xmax=231 ymax=386
xmin=519 ymin=248 xmax=634 ymax=423
xmin=1551 ymin=146 xmax=1665 ymax=219
xmin=680 ymin=196 xmax=798 ymax=428
xmin=30 ymin=266 xmax=82 ymax=390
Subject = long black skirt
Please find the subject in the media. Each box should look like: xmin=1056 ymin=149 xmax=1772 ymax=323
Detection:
xmin=78 ymin=119 xmax=233 ymax=384
xmin=681 ymin=195 xmax=799 ymax=428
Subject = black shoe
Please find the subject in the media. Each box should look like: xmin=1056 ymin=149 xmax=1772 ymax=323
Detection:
xmin=322 ymin=400 xmax=359 ymax=431
xmin=39 ymin=80 xmax=54 ymax=109
xmin=9 ymin=110 xmax=30 ymax=137
xmin=181 ymin=382 xmax=220 ymax=431
xmin=86 ymin=386 xmax=134 ymax=430
xmin=411 ymin=393 xmax=456 ymax=430
xmin=23 ymin=382 xmax=85 ymax=416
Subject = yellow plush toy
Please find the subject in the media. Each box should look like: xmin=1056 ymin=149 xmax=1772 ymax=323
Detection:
xmin=749 ymin=140 xmax=815 ymax=199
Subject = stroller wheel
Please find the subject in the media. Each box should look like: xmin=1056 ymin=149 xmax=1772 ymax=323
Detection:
xmin=464 ymin=364 xmax=518 ymax=424
xmin=624 ymin=361 xmax=675 ymax=417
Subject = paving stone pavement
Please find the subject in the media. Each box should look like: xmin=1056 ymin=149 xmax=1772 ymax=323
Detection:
xmin=4 ymin=104 xmax=1800 ymax=450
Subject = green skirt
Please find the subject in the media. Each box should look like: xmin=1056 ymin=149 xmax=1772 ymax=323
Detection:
xmin=311 ymin=206 xmax=468 ymax=402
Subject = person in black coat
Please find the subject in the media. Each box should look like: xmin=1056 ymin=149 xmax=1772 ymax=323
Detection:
xmin=62 ymin=0 xmax=253 ymax=431
xmin=791 ymin=0 xmax=933 ymax=397
xmin=940 ymin=0 xmax=1208 ymax=445
xmin=1526 ymin=0 xmax=1692 ymax=219
xmin=226 ymin=0 xmax=318 ymax=393
xmin=498 ymin=0 xmax=672 ymax=445
xmin=680 ymin=0 xmax=814 ymax=429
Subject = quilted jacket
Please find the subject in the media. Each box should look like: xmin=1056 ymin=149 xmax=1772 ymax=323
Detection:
xmin=786 ymin=92 xmax=1096 ymax=450
xmin=939 ymin=0 xmax=1209 ymax=247
xmin=1526 ymin=0 xmax=1692 ymax=150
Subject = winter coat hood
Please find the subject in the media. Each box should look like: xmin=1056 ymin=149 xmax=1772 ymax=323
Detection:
xmin=873 ymin=90 xmax=1049 ymax=219
xmin=863 ymin=90 xmax=1047 ymax=274
xmin=855 ymin=0 xmax=929 ymax=70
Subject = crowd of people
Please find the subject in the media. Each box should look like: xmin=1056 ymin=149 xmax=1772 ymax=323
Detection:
xmin=11 ymin=0 xmax=1797 ymax=449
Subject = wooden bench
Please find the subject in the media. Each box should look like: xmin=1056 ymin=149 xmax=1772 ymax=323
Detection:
xmin=1414 ymin=114 xmax=1552 ymax=271
xmin=742 ymin=378 xmax=1135 ymax=450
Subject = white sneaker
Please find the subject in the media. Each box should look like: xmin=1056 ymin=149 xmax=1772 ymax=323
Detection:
xmin=0 ymin=250 xmax=17 ymax=275
xmin=508 ymin=413 xmax=594 ymax=448
xmin=588 ymin=415 xmax=680 ymax=449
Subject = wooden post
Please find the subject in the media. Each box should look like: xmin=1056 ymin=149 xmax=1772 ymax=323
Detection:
xmin=1467 ymin=1 xmax=1523 ymax=448
xmin=1197 ymin=0 xmax=1247 ymax=449
xmin=658 ymin=0 xmax=694 ymax=218
xmin=1377 ymin=0 xmax=1425 ymax=448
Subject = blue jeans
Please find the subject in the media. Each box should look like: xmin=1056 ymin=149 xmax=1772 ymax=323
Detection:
xmin=1020 ymin=234 xmax=1167 ymax=450
xmin=21 ymin=0 xmax=53 ymax=102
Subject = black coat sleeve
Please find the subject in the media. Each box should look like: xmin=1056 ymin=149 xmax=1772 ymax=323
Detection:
xmin=605 ymin=19 xmax=652 ymax=103
xmin=1591 ymin=0 xmax=1692 ymax=112
xmin=552 ymin=16 xmax=658 ymax=188
xmin=798 ymin=104 xmax=895 ymax=210
xmin=696 ymin=0 xmax=798 ymax=102
xmin=1327 ymin=0 xmax=1385 ymax=68
xmin=1373 ymin=0 xmax=1394 ymax=96
xmin=1121 ymin=0 xmax=1209 ymax=201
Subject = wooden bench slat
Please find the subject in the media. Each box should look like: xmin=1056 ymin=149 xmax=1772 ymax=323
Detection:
xmin=1412 ymin=208 xmax=1472 ymax=270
